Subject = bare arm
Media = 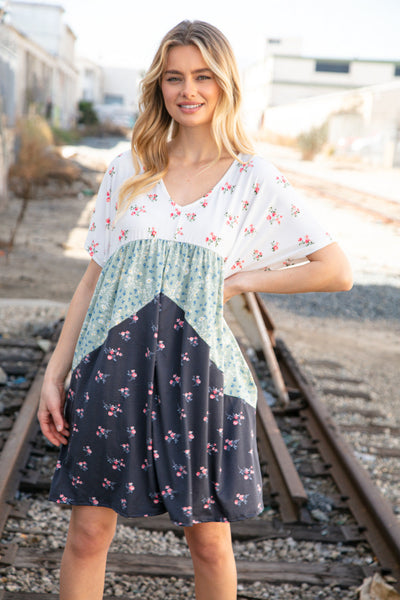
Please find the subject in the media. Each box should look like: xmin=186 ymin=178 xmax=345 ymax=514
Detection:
xmin=224 ymin=242 xmax=353 ymax=303
xmin=38 ymin=259 xmax=102 ymax=446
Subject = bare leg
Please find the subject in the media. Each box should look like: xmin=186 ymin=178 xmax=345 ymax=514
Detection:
xmin=184 ymin=522 xmax=237 ymax=600
xmin=59 ymin=506 xmax=117 ymax=600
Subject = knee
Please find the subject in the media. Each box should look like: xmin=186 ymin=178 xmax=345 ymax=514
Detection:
xmin=67 ymin=508 xmax=117 ymax=558
xmin=185 ymin=523 xmax=233 ymax=568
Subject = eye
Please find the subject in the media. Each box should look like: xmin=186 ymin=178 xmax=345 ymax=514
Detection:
xmin=165 ymin=76 xmax=181 ymax=82
xmin=197 ymin=75 xmax=212 ymax=80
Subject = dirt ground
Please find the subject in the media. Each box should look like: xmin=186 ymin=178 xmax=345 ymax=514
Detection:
xmin=0 ymin=138 xmax=399 ymax=420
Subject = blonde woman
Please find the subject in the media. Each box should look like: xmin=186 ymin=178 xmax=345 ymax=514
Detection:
xmin=38 ymin=20 xmax=352 ymax=600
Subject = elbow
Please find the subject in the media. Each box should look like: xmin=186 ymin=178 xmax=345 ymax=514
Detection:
xmin=331 ymin=264 xmax=353 ymax=292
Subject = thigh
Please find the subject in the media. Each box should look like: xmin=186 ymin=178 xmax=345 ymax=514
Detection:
xmin=184 ymin=521 xmax=232 ymax=548
xmin=69 ymin=505 xmax=118 ymax=536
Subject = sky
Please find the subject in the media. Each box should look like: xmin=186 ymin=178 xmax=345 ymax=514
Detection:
xmin=16 ymin=0 xmax=400 ymax=70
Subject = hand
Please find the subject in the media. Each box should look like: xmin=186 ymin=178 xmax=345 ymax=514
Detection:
xmin=38 ymin=378 xmax=70 ymax=447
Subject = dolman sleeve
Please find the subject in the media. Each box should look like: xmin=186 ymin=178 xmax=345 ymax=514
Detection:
xmin=84 ymin=159 xmax=118 ymax=267
xmin=224 ymin=158 xmax=333 ymax=276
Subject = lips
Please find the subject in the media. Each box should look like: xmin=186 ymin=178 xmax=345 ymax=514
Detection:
xmin=178 ymin=103 xmax=204 ymax=109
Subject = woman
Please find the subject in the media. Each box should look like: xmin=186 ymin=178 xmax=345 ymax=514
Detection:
xmin=38 ymin=20 xmax=352 ymax=600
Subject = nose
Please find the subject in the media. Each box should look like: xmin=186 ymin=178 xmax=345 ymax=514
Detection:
xmin=182 ymin=77 xmax=197 ymax=98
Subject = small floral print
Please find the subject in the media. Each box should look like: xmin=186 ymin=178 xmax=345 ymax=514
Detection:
xmin=231 ymin=259 xmax=245 ymax=271
xmin=126 ymin=482 xmax=135 ymax=494
xmin=103 ymin=402 xmax=123 ymax=418
xmin=77 ymin=461 xmax=88 ymax=471
xmin=192 ymin=374 xmax=201 ymax=387
xmin=291 ymin=204 xmax=300 ymax=217
xmin=119 ymin=229 xmax=128 ymax=242
xmin=130 ymin=204 xmax=146 ymax=216
xmin=169 ymin=374 xmax=181 ymax=387
xmin=183 ymin=392 xmax=193 ymax=403
xmin=161 ymin=485 xmax=176 ymax=500
xmin=182 ymin=506 xmax=193 ymax=517
xmin=119 ymin=387 xmax=130 ymax=398
xmin=266 ymin=207 xmax=283 ymax=225
xmin=174 ymin=318 xmax=184 ymax=330
xmin=147 ymin=193 xmax=158 ymax=202
xmin=185 ymin=212 xmax=197 ymax=222
xmin=234 ymin=493 xmax=249 ymax=506
xmin=89 ymin=222 xmax=96 ymax=232
xmin=205 ymin=232 xmax=221 ymax=247
xmin=227 ymin=410 xmax=246 ymax=425
xmin=239 ymin=466 xmax=255 ymax=480
xmin=298 ymin=235 xmax=314 ymax=247
xmin=238 ymin=160 xmax=254 ymax=173
xmin=173 ymin=462 xmax=188 ymax=478
xmin=96 ymin=426 xmax=112 ymax=439
xmin=196 ymin=466 xmax=208 ymax=479
xmin=126 ymin=425 xmax=136 ymax=438
xmin=271 ymin=240 xmax=279 ymax=252
xmin=207 ymin=442 xmax=218 ymax=455
xmin=170 ymin=206 xmax=182 ymax=220
xmin=102 ymin=478 xmax=115 ymax=490
xmin=209 ymin=386 xmax=224 ymax=401
xmin=244 ymin=224 xmax=256 ymax=236
xmin=107 ymin=456 xmax=126 ymax=471
xmin=202 ymin=496 xmax=216 ymax=510
xmin=187 ymin=336 xmax=198 ymax=347
xmin=164 ymin=430 xmax=181 ymax=444
xmin=252 ymin=249 xmax=263 ymax=262
xmin=221 ymin=182 xmax=236 ymax=194
xmin=120 ymin=330 xmax=131 ymax=342
xmin=105 ymin=217 xmax=111 ymax=229
xmin=241 ymin=198 xmax=250 ymax=212
xmin=87 ymin=240 xmax=99 ymax=257
xmin=174 ymin=227 xmax=184 ymax=239
xmin=95 ymin=370 xmax=110 ymax=384
xmin=253 ymin=182 xmax=260 ymax=195
xmin=83 ymin=445 xmax=92 ymax=455
xmin=104 ymin=347 xmax=123 ymax=361
xmin=276 ymin=175 xmax=290 ymax=187
xmin=225 ymin=212 xmax=239 ymax=228
xmin=121 ymin=443 xmax=130 ymax=453
xmin=148 ymin=227 xmax=157 ymax=238
xmin=224 ymin=438 xmax=239 ymax=451
xmin=75 ymin=408 xmax=84 ymax=419
xmin=108 ymin=166 xmax=116 ymax=177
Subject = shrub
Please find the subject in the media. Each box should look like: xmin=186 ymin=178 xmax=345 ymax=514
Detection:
xmin=297 ymin=121 xmax=328 ymax=160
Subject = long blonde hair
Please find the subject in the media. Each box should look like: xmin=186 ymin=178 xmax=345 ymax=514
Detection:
xmin=117 ymin=20 xmax=254 ymax=215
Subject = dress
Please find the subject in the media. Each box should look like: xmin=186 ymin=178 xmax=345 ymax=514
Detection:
xmin=49 ymin=151 xmax=332 ymax=526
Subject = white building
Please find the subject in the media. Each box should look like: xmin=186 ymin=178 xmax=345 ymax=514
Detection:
xmin=243 ymin=37 xmax=400 ymax=132
xmin=2 ymin=1 xmax=79 ymax=128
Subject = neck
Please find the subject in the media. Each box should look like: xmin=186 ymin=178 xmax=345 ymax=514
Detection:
xmin=168 ymin=124 xmax=224 ymax=164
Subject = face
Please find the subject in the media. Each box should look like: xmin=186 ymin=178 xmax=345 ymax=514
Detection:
xmin=161 ymin=44 xmax=221 ymax=129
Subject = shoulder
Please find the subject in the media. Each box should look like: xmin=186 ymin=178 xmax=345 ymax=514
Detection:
xmin=106 ymin=150 xmax=136 ymax=181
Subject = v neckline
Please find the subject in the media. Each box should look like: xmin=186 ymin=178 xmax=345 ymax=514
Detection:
xmin=159 ymin=154 xmax=241 ymax=209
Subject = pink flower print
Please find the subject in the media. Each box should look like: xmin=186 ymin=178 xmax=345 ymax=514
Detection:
xmin=145 ymin=347 xmax=153 ymax=360
xmin=184 ymin=448 xmax=191 ymax=458
xmin=130 ymin=314 xmax=139 ymax=324
xmin=106 ymin=190 xmax=111 ymax=203
xmin=174 ymin=318 xmax=184 ymax=330
xmin=157 ymin=340 xmax=166 ymax=351
xmin=221 ymin=182 xmax=236 ymax=194
xmin=271 ymin=240 xmax=279 ymax=252
xmin=178 ymin=406 xmax=187 ymax=419
xmin=72 ymin=423 xmax=79 ymax=433
xmin=224 ymin=212 xmax=239 ymax=228
xmin=203 ymin=410 xmax=210 ymax=423
xmin=147 ymin=438 xmax=153 ymax=452
xmin=181 ymin=352 xmax=190 ymax=364
xmin=238 ymin=159 xmax=254 ymax=172
xmin=291 ymin=203 xmax=300 ymax=217
xmin=244 ymin=224 xmax=256 ymax=236
xmin=209 ymin=386 xmax=224 ymax=401
xmin=148 ymin=226 xmax=157 ymax=237
xmin=107 ymin=456 xmax=126 ymax=471
xmin=231 ymin=259 xmax=245 ymax=271
xmin=202 ymin=496 xmax=215 ymax=510
xmin=170 ymin=206 xmax=181 ymax=219
xmin=89 ymin=221 xmax=96 ymax=232
xmin=153 ymin=449 xmax=160 ymax=460
xmin=234 ymin=493 xmax=249 ymax=506
xmin=74 ymin=368 xmax=81 ymax=380
xmin=192 ymin=374 xmax=201 ymax=386
xmin=173 ymin=462 xmax=188 ymax=478
xmin=207 ymin=442 xmax=218 ymax=455
xmin=130 ymin=204 xmax=146 ymax=216
xmin=161 ymin=485 xmax=176 ymax=500
xmin=119 ymin=229 xmax=128 ymax=242
xmin=119 ymin=387 xmax=130 ymax=398
xmin=55 ymin=460 xmax=61 ymax=470
xmin=253 ymin=182 xmax=260 ymax=194
xmin=83 ymin=445 xmax=92 ymax=455
xmin=183 ymin=392 xmax=193 ymax=403
xmin=188 ymin=336 xmax=198 ymax=347
xmin=143 ymin=403 xmax=157 ymax=421
xmin=227 ymin=410 xmax=245 ymax=425
xmin=150 ymin=491 xmax=161 ymax=504
xmin=102 ymin=478 xmax=115 ymax=490
xmin=90 ymin=497 xmax=99 ymax=505
xmin=188 ymin=430 xmax=195 ymax=441
xmin=120 ymin=498 xmax=127 ymax=510
xmin=276 ymin=175 xmax=290 ymax=188
xmin=147 ymin=193 xmax=158 ymax=202
xmin=205 ymin=232 xmax=221 ymax=247
xmin=56 ymin=494 xmax=71 ymax=504
xmin=87 ymin=240 xmax=99 ymax=257
xmin=174 ymin=227 xmax=184 ymax=239
xmin=196 ymin=466 xmax=208 ymax=479
xmin=186 ymin=212 xmax=197 ymax=222
xmin=169 ymin=374 xmax=181 ymax=387
xmin=182 ymin=506 xmax=193 ymax=517
xmin=266 ymin=207 xmax=283 ymax=225
xmin=126 ymin=425 xmax=136 ymax=438
xmin=200 ymin=197 xmax=209 ymax=208
xmin=103 ymin=402 xmax=123 ymax=417
xmin=71 ymin=476 xmax=83 ymax=488
xmin=241 ymin=199 xmax=250 ymax=212
xmin=77 ymin=461 xmax=88 ymax=471
xmin=239 ymin=465 xmax=255 ymax=480
xmin=164 ymin=430 xmax=181 ymax=444
xmin=105 ymin=217 xmax=111 ymax=230
xmin=126 ymin=482 xmax=135 ymax=494
xmin=108 ymin=166 xmax=116 ymax=177
xmin=105 ymin=347 xmax=123 ymax=361
xmin=121 ymin=443 xmax=130 ymax=453
xmin=252 ymin=249 xmax=263 ymax=262
xmin=224 ymin=438 xmax=239 ymax=451
xmin=298 ymin=235 xmax=313 ymax=247
xmin=141 ymin=459 xmax=152 ymax=471
xmin=120 ymin=331 xmax=131 ymax=343
xmin=75 ymin=408 xmax=84 ymax=419
xmin=126 ymin=369 xmax=137 ymax=381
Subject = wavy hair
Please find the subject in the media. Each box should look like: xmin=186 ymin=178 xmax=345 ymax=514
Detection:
xmin=117 ymin=20 xmax=254 ymax=215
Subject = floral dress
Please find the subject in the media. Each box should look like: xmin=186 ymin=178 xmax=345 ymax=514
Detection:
xmin=49 ymin=151 xmax=332 ymax=526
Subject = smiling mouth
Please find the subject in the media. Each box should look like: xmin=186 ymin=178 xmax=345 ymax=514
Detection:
xmin=178 ymin=103 xmax=204 ymax=109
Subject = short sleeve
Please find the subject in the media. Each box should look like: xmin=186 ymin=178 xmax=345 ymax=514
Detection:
xmin=225 ymin=159 xmax=333 ymax=276
xmin=84 ymin=159 xmax=118 ymax=267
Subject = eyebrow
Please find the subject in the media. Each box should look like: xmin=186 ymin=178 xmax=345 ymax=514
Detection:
xmin=164 ymin=68 xmax=213 ymax=75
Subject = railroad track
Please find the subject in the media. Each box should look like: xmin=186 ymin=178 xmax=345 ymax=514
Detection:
xmin=0 ymin=296 xmax=399 ymax=599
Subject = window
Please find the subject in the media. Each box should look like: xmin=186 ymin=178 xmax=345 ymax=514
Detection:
xmin=104 ymin=94 xmax=124 ymax=105
xmin=315 ymin=61 xmax=350 ymax=74
xmin=395 ymin=65 xmax=400 ymax=77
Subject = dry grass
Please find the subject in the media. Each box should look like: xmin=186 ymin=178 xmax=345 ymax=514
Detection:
xmin=8 ymin=116 xmax=81 ymax=199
